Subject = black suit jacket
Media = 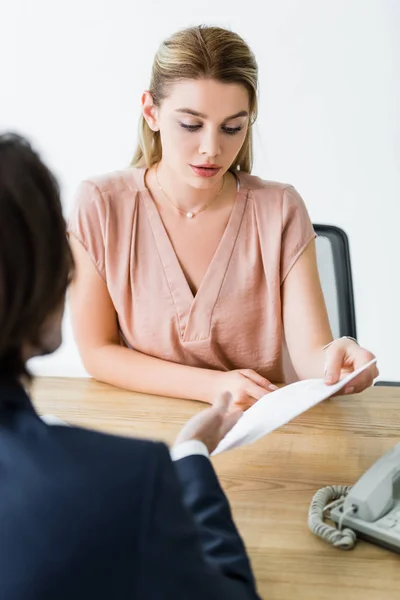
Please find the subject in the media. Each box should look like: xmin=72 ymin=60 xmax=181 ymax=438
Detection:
xmin=0 ymin=382 xmax=260 ymax=599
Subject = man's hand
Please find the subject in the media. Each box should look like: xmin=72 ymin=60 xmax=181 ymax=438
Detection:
xmin=173 ymin=392 xmax=243 ymax=454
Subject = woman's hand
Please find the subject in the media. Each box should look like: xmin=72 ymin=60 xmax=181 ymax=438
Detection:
xmin=214 ymin=369 xmax=278 ymax=410
xmin=324 ymin=338 xmax=379 ymax=394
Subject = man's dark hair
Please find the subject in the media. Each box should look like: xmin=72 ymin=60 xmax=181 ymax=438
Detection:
xmin=0 ymin=133 xmax=74 ymax=382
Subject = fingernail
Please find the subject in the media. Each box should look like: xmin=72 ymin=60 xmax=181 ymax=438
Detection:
xmin=268 ymin=384 xmax=279 ymax=391
xmin=346 ymin=386 xmax=355 ymax=395
xmin=324 ymin=364 xmax=328 ymax=376
xmin=325 ymin=374 xmax=334 ymax=384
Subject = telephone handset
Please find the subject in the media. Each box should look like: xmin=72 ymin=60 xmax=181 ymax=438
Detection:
xmin=309 ymin=442 xmax=400 ymax=553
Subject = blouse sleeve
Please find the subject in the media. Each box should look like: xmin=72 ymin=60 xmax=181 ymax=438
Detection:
xmin=67 ymin=180 xmax=107 ymax=281
xmin=280 ymin=185 xmax=316 ymax=284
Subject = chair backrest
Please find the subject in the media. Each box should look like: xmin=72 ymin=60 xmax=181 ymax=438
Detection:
xmin=313 ymin=224 xmax=357 ymax=340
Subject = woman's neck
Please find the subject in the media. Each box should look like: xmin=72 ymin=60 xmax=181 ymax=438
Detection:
xmin=153 ymin=160 xmax=226 ymax=213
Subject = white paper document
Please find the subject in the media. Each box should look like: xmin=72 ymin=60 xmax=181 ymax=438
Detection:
xmin=212 ymin=359 xmax=377 ymax=456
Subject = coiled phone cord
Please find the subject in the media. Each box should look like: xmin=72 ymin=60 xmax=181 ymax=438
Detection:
xmin=308 ymin=485 xmax=357 ymax=549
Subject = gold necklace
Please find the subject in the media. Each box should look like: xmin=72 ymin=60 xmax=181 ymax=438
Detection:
xmin=155 ymin=164 xmax=225 ymax=219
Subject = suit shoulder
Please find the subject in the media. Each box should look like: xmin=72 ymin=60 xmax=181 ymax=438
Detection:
xmin=52 ymin=424 xmax=166 ymax=467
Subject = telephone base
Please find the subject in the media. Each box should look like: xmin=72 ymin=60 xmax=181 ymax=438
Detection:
xmin=330 ymin=501 xmax=400 ymax=554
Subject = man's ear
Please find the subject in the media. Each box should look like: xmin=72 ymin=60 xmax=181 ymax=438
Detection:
xmin=142 ymin=91 xmax=159 ymax=131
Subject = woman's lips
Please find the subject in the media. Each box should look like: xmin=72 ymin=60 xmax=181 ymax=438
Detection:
xmin=190 ymin=165 xmax=221 ymax=178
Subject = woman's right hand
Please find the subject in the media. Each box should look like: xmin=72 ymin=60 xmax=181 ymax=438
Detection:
xmin=214 ymin=369 xmax=278 ymax=410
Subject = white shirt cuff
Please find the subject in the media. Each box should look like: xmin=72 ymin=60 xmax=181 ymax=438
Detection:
xmin=170 ymin=440 xmax=210 ymax=462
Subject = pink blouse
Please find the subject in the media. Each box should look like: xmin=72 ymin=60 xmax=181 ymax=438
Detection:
xmin=68 ymin=167 xmax=316 ymax=382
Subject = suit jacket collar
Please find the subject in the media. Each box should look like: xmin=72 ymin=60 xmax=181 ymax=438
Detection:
xmin=0 ymin=379 xmax=35 ymax=415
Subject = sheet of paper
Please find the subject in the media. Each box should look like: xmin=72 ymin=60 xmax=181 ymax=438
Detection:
xmin=212 ymin=358 xmax=377 ymax=456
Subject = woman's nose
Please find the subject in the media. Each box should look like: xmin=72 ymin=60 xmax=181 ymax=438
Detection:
xmin=198 ymin=128 xmax=221 ymax=158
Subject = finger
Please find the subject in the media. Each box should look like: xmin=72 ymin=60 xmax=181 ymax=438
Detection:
xmin=351 ymin=349 xmax=376 ymax=368
xmin=219 ymin=408 xmax=243 ymax=438
xmin=324 ymin=345 xmax=346 ymax=385
xmin=344 ymin=374 xmax=375 ymax=395
xmin=344 ymin=372 xmax=369 ymax=390
xmin=342 ymin=359 xmax=378 ymax=394
xmin=240 ymin=369 xmax=278 ymax=392
xmin=232 ymin=395 xmax=257 ymax=411
xmin=213 ymin=391 xmax=233 ymax=412
xmin=245 ymin=381 xmax=271 ymax=401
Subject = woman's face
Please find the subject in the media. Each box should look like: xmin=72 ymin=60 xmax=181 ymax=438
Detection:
xmin=143 ymin=78 xmax=250 ymax=189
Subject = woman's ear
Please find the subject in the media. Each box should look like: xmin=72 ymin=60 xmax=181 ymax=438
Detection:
xmin=142 ymin=91 xmax=159 ymax=131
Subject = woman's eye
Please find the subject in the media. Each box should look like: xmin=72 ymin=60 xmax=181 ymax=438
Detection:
xmin=222 ymin=126 xmax=243 ymax=135
xmin=179 ymin=123 xmax=243 ymax=135
xmin=179 ymin=123 xmax=201 ymax=132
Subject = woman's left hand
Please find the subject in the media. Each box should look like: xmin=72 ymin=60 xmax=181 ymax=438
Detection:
xmin=323 ymin=338 xmax=379 ymax=394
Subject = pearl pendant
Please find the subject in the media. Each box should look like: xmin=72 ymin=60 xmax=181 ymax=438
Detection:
xmin=186 ymin=212 xmax=194 ymax=219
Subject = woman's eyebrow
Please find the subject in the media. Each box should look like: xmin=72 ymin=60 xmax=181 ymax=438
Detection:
xmin=175 ymin=108 xmax=249 ymax=121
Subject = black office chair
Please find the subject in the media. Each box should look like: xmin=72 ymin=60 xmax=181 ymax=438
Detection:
xmin=314 ymin=225 xmax=399 ymax=386
xmin=313 ymin=224 xmax=357 ymax=340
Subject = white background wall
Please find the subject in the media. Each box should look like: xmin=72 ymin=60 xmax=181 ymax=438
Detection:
xmin=2 ymin=0 xmax=399 ymax=380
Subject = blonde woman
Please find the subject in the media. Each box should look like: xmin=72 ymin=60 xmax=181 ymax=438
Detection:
xmin=68 ymin=25 xmax=378 ymax=408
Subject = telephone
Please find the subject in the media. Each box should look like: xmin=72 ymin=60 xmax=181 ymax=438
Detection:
xmin=308 ymin=441 xmax=400 ymax=553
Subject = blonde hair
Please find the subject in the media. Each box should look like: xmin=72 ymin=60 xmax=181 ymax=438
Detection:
xmin=131 ymin=25 xmax=258 ymax=173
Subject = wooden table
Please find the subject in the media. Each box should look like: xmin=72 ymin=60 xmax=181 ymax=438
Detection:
xmin=32 ymin=378 xmax=400 ymax=600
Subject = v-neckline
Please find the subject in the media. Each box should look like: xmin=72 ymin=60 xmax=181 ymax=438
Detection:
xmin=140 ymin=169 xmax=248 ymax=342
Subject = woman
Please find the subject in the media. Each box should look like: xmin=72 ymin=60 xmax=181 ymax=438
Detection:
xmin=68 ymin=25 xmax=378 ymax=408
